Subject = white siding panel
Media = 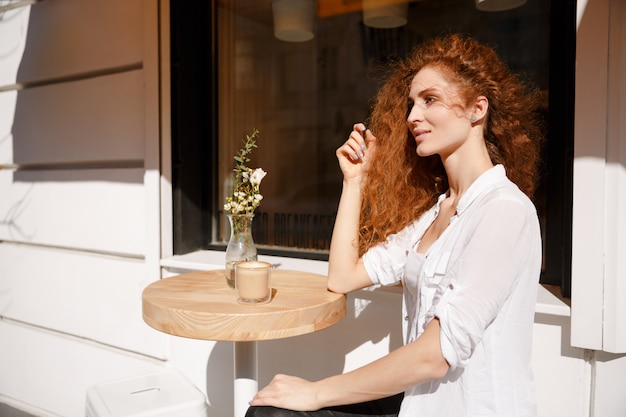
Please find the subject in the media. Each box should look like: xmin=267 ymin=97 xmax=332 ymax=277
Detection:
xmin=0 ymin=6 xmax=30 ymax=86
xmin=571 ymin=0 xmax=609 ymax=350
xmin=0 ymin=319 xmax=165 ymax=417
xmin=0 ymin=169 xmax=146 ymax=255
xmin=16 ymin=0 xmax=143 ymax=83
xmin=532 ymin=315 xmax=589 ymax=417
xmin=12 ymin=70 xmax=145 ymax=164
xmin=0 ymin=243 xmax=166 ymax=359
xmin=593 ymin=351 xmax=626 ymax=416
xmin=0 ymin=91 xmax=16 ymax=162
xmin=603 ymin=0 xmax=626 ymax=353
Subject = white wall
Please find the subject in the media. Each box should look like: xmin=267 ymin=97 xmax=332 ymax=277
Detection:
xmin=571 ymin=0 xmax=626 ymax=354
xmin=0 ymin=1 xmax=166 ymax=416
xmin=0 ymin=0 xmax=625 ymax=416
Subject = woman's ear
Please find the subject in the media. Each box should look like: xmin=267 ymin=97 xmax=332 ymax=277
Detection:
xmin=471 ymin=96 xmax=489 ymax=123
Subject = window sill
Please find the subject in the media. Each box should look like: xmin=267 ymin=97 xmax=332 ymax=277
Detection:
xmin=160 ymin=250 xmax=571 ymax=317
xmin=160 ymin=249 xmax=330 ymax=275
xmin=536 ymin=284 xmax=571 ymax=317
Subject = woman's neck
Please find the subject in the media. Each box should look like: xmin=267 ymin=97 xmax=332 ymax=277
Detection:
xmin=442 ymin=142 xmax=493 ymax=200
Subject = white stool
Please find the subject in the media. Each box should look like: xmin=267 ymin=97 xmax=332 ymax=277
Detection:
xmin=85 ymin=370 xmax=209 ymax=417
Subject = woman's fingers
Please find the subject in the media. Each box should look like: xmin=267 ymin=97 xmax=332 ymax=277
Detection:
xmin=335 ymin=123 xmax=376 ymax=180
xmin=250 ymin=374 xmax=319 ymax=411
xmin=354 ymin=123 xmax=368 ymax=152
xmin=363 ymin=129 xmax=376 ymax=160
xmin=337 ymin=138 xmax=362 ymax=163
xmin=340 ymin=123 xmax=369 ymax=161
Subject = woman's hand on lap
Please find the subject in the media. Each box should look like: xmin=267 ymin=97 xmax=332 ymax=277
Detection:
xmin=249 ymin=374 xmax=321 ymax=412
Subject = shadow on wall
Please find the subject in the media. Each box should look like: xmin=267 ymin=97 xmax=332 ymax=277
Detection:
xmin=204 ymin=290 xmax=403 ymax=415
xmin=4 ymin=1 xmax=145 ymax=185
xmin=534 ymin=313 xmax=585 ymax=360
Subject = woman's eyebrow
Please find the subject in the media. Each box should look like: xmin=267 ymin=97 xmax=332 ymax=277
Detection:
xmin=417 ymin=86 xmax=441 ymax=97
xmin=410 ymin=85 xmax=437 ymax=98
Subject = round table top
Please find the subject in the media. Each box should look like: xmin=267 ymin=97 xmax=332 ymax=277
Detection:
xmin=142 ymin=269 xmax=346 ymax=342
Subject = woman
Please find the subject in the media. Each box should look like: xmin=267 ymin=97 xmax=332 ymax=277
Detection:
xmin=247 ymin=34 xmax=543 ymax=417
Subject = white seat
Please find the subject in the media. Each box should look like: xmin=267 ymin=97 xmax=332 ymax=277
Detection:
xmin=85 ymin=370 xmax=208 ymax=417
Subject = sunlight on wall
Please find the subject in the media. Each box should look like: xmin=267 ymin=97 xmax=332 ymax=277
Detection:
xmin=0 ymin=5 xmax=30 ymax=166
xmin=577 ymin=0 xmax=588 ymax=30
xmin=0 ymin=4 xmax=29 ymax=83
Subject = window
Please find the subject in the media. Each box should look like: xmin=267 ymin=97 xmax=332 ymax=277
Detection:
xmin=171 ymin=0 xmax=575 ymax=296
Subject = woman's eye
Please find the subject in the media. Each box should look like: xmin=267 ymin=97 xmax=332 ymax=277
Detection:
xmin=409 ymin=96 xmax=436 ymax=110
xmin=407 ymin=96 xmax=436 ymax=115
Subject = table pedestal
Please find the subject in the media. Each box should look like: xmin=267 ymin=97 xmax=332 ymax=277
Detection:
xmin=234 ymin=341 xmax=258 ymax=417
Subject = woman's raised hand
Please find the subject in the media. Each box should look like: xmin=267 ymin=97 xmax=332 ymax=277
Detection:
xmin=328 ymin=122 xmax=378 ymax=294
xmin=336 ymin=123 xmax=376 ymax=182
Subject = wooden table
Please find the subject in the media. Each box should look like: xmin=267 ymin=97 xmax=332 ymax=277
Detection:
xmin=142 ymin=269 xmax=346 ymax=417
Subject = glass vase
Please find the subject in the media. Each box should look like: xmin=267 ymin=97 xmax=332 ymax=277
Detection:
xmin=225 ymin=213 xmax=258 ymax=288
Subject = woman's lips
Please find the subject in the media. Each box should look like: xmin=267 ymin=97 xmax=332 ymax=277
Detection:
xmin=413 ymin=129 xmax=430 ymax=141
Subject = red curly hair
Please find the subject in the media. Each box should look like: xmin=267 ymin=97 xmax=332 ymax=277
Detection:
xmin=359 ymin=34 xmax=544 ymax=256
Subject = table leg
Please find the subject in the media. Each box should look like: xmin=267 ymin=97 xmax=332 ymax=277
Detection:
xmin=234 ymin=341 xmax=258 ymax=417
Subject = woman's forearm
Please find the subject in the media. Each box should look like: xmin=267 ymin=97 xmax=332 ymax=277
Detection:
xmin=327 ymin=124 xmax=376 ymax=294
xmin=249 ymin=319 xmax=448 ymax=412
xmin=313 ymin=318 xmax=449 ymax=408
xmin=327 ymin=178 xmax=370 ymax=293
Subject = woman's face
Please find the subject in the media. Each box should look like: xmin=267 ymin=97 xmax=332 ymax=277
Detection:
xmin=406 ymin=66 xmax=473 ymax=159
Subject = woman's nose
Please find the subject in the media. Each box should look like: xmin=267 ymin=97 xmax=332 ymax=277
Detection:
xmin=407 ymin=103 xmax=422 ymax=123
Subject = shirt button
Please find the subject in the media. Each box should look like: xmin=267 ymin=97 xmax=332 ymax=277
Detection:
xmin=404 ymin=315 xmax=409 ymax=321
xmin=449 ymin=284 xmax=454 ymax=290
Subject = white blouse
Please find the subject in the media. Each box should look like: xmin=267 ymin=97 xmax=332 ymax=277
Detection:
xmin=363 ymin=165 xmax=541 ymax=417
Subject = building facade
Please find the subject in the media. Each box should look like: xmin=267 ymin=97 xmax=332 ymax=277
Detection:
xmin=0 ymin=0 xmax=625 ymax=416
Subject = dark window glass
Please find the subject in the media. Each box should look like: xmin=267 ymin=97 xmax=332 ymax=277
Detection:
xmin=171 ymin=0 xmax=575 ymax=296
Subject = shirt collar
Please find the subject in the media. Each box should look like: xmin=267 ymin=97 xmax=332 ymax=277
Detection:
xmin=433 ymin=164 xmax=506 ymax=217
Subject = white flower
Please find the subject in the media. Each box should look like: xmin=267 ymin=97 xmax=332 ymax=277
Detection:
xmin=224 ymin=129 xmax=267 ymax=216
xmin=250 ymin=168 xmax=267 ymax=186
